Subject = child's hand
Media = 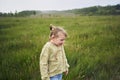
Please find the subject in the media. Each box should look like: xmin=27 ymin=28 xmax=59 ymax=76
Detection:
xmin=64 ymin=70 xmax=69 ymax=75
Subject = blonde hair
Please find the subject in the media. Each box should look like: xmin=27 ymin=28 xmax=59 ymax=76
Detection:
xmin=49 ymin=24 xmax=67 ymax=39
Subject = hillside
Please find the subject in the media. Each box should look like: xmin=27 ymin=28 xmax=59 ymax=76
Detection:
xmin=65 ymin=4 xmax=120 ymax=15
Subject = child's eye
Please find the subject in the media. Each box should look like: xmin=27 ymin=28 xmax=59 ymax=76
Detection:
xmin=60 ymin=39 xmax=65 ymax=41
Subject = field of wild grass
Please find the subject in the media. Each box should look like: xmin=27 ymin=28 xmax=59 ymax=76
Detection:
xmin=0 ymin=16 xmax=120 ymax=80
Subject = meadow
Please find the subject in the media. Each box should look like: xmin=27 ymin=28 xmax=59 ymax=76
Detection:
xmin=0 ymin=16 xmax=120 ymax=80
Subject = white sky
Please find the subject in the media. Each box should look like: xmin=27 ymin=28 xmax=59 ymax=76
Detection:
xmin=0 ymin=0 xmax=120 ymax=13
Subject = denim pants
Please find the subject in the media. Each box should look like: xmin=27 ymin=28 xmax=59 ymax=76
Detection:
xmin=50 ymin=74 xmax=62 ymax=80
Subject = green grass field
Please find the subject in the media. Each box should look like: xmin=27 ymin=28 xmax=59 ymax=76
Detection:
xmin=0 ymin=16 xmax=120 ymax=80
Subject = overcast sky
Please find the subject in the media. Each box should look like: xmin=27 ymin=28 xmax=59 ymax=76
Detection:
xmin=0 ymin=0 xmax=120 ymax=13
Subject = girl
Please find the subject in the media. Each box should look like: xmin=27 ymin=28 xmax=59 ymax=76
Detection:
xmin=40 ymin=24 xmax=69 ymax=80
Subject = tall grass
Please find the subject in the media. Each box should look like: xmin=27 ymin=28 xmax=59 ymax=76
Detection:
xmin=0 ymin=16 xmax=120 ymax=80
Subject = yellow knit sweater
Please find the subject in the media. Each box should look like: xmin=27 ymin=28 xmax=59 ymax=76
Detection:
xmin=40 ymin=42 xmax=69 ymax=80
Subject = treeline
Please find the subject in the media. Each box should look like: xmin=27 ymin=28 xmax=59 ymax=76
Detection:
xmin=0 ymin=4 xmax=120 ymax=17
xmin=0 ymin=10 xmax=37 ymax=17
xmin=65 ymin=4 xmax=120 ymax=15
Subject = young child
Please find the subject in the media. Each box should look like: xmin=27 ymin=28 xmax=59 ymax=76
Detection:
xmin=40 ymin=24 xmax=69 ymax=80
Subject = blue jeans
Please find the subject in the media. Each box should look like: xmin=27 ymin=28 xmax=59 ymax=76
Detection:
xmin=50 ymin=74 xmax=62 ymax=80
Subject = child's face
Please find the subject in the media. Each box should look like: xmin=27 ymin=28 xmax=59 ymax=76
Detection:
xmin=52 ymin=32 xmax=66 ymax=46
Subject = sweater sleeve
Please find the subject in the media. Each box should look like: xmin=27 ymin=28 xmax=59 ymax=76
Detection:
xmin=40 ymin=44 xmax=50 ymax=80
xmin=62 ymin=46 xmax=70 ymax=71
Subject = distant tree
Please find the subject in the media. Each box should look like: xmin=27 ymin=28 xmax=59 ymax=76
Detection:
xmin=33 ymin=11 xmax=36 ymax=15
xmin=17 ymin=10 xmax=37 ymax=16
xmin=14 ymin=10 xmax=18 ymax=17
xmin=0 ymin=12 xmax=3 ymax=17
xmin=115 ymin=4 xmax=120 ymax=10
xmin=8 ymin=11 xmax=14 ymax=17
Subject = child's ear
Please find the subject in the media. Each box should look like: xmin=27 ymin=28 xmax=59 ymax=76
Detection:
xmin=50 ymin=24 xmax=55 ymax=31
